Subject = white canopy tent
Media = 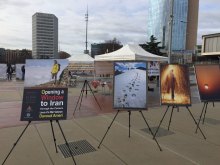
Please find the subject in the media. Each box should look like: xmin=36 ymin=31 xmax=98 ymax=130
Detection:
xmin=95 ymin=44 xmax=168 ymax=62
xmin=67 ymin=54 xmax=94 ymax=76
xmin=68 ymin=53 xmax=94 ymax=63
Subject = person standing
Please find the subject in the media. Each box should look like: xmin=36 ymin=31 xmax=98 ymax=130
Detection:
xmin=165 ymin=69 xmax=177 ymax=100
xmin=51 ymin=60 xmax=59 ymax=84
xmin=21 ymin=65 xmax=25 ymax=80
xmin=6 ymin=63 xmax=13 ymax=81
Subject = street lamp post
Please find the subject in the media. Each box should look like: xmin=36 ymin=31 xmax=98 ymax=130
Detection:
xmin=180 ymin=20 xmax=188 ymax=64
xmin=168 ymin=0 xmax=174 ymax=64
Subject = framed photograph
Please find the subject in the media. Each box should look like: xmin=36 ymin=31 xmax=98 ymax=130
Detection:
xmin=195 ymin=64 xmax=220 ymax=102
xmin=0 ymin=64 xmax=7 ymax=80
xmin=160 ymin=64 xmax=191 ymax=106
xmin=16 ymin=64 xmax=25 ymax=80
xmin=24 ymin=59 xmax=69 ymax=88
xmin=113 ymin=61 xmax=147 ymax=110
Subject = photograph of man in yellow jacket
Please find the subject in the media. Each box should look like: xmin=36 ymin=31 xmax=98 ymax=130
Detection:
xmin=51 ymin=60 xmax=59 ymax=84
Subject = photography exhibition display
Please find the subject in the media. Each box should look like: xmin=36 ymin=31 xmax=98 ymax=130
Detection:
xmin=195 ymin=64 xmax=220 ymax=102
xmin=113 ymin=61 xmax=147 ymax=109
xmin=20 ymin=59 xmax=69 ymax=121
xmin=160 ymin=64 xmax=191 ymax=106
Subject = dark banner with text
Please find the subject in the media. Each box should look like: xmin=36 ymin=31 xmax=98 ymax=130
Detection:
xmin=21 ymin=88 xmax=68 ymax=121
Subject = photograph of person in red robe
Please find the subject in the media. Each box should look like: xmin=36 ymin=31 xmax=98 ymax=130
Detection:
xmin=160 ymin=64 xmax=191 ymax=105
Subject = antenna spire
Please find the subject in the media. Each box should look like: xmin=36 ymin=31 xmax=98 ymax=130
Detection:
xmin=84 ymin=5 xmax=89 ymax=54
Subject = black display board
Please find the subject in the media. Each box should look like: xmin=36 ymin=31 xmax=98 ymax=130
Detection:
xmin=21 ymin=88 xmax=68 ymax=121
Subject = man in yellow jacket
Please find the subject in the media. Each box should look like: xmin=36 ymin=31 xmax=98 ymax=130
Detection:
xmin=51 ymin=60 xmax=59 ymax=84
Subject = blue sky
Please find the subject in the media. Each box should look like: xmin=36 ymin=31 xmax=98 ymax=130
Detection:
xmin=0 ymin=0 xmax=219 ymax=55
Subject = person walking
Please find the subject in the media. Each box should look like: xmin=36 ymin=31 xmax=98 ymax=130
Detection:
xmin=6 ymin=64 xmax=13 ymax=81
xmin=21 ymin=65 xmax=25 ymax=80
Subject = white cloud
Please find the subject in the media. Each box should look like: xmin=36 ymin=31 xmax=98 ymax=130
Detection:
xmin=0 ymin=0 xmax=219 ymax=54
xmin=197 ymin=0 xmax=220 ymax=44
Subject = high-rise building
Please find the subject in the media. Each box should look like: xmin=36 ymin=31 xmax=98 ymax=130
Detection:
xmin=32 ymin=12 xmax=58 ymax=59
xmin=147 ymin=0 xmax=199 ymax=52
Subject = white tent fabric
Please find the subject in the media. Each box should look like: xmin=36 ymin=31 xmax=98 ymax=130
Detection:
xmin=68 ymin=54 xmax=94 ymax=63
xmin=67 ymin=54 xmax=94 ymax=76
xmin=95 ymin=44 xmax=168 ymax=62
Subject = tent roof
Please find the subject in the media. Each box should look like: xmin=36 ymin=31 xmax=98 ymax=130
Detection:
xmin=68 ymin=53 xmax=94 ymax=62
xmin=95 ymin=44 xmax=168 ymax=62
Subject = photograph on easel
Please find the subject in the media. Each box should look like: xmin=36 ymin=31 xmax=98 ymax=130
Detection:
xmin=160 ymin=64 xmax=191 ymax=106
xmin=195 ymin=64 xmax=220 ymax=102
xmin=113 ymin=61 xmax=147 ymax=109
xmin=20 ymin=59 xmax=69 ymax=121
xmin=24 ymin=59 xmax=69 ymax=87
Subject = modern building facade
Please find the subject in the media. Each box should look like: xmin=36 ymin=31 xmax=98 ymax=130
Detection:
xmin=32 ymin=12 xmax=58 ymax=59
xmin=201 ymin=33 xmax=220 ymax=56
xmin=147 ymin=0 xmax=199 ymax=52
xmin=0 ymin=48 xmax=32 ymax=64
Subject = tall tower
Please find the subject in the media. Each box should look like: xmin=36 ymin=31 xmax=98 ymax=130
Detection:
xmin=84 ymin=7 xmax=89 ymax=54
xmin=186 ymin=0 xmax=199 ymax=50
xmin=147 ymin=0 xmax=199 ymax=52
xmin=32 ymin=12 xmax=58 ymax=59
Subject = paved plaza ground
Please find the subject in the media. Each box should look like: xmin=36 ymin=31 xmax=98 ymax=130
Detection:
xmin=0 ymin=79 xmax=220 ymax=165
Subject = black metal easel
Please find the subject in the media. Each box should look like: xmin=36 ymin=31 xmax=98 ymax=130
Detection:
xmin=195 ymin=102 xmax=215 ymax=133
xmin=2 ymin=120 xmax=77 ymax=165
xmin=73 ymin=80 xmax=102 ymax=116
xmin=98 ymin=110 xmax=162 ymax=151
xmin=153 ymin=106 xmax=206 ymax=140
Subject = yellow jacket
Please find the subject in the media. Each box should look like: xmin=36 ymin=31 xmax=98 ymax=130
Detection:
xmin=51 ymin=64 xmax=59 ymax=74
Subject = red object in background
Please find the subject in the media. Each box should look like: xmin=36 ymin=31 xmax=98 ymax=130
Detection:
xmin=91 ymin=80 xmax=100 ymax=89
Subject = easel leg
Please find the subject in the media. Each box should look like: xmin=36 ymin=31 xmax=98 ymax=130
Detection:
xmin=195 ymin=102 xmax=206 ymax=133
xmin=168 ymin=106 xmax=174 ymax=130
xmin=78 ymin=88 xmax=85 ymax=111
xmin=153 ymin=106 xmax=170 ymax=139
xmin=85 ymin=80 xmax=88 ymax=97
xmin=50 ymin=120 xmax=58 ymax=153
xmin=56 ymin=120 xmax=77 ymax=165
xmin=186 ymin=107 xmax=206 ymax=140
xmin=202 ymin=102 xmax=208 ymax=124
xmin=98 ymin=110 xmax=120 ymax=148
xmin=140 ymin=111 xmax=162 ymax=151
xmin=2 ymin=121 xmax=31 ymax=165
xmin=86 ymin=81 xmax=102 ymax=111
xmin=73 ymin=82 xmax=86 ymax=115
xmin=128 ymin=111 xmax=131 ymax=138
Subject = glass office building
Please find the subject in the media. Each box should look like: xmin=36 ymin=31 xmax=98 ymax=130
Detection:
xmin=147 ymin=0 xmax=169 ymax=48
xmin=147 ymin=0 xmax=197 ymax=51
